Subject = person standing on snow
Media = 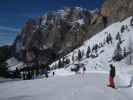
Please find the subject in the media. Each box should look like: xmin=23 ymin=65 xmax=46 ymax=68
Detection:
xmin=52 ymin=71 xmax=55 ymax=76
xmin=128 ymin=75 xmax=133 ymax=87
xmin=83 ymin=66 xmax=86 ymax=74
xmin=107 ymin=64 xmax=116 ymax=88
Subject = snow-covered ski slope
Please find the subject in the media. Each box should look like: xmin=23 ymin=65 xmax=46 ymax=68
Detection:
xmin=1 ymin=17 xmax=133 ymax=100
xmin=50 ymin=16 xmax=133 ymax=74
xmin=0 ymin=73 xmax=133 ymax=100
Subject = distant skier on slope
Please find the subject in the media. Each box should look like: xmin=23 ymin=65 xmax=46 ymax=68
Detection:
xmin=82 ymin=66 xmax=86 ymax=74
xmin=80 ymin=63 xmax=86 ymax=74
xmin=107 ymin=64 xmax=116 ymax=88
xmin=128 ymin=75 xmax=133 ymax=87
xmin=52 ymin=71 xmax=55 ymax=76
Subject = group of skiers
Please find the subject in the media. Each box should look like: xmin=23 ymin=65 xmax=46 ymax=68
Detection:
xmin=11 ymin=61 xmax=133 ymax=89
xmin=70 ymin=62 xmax=132 ymax=89
xmin=71 ymin=63 xmax=86 ymax=74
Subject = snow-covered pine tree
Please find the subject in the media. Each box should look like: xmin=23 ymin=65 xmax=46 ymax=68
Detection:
xmin=116 ymin=32 xmax=121 ymax=40
xmin=108 ymin=33 xmax=113 ymax=44
xmin=78 ymin=49 xmax=82 ymax=61
xmin=128 ymin=31 xmax=133 ymax=65
xmin=113 ymin=42 xmax=123 ymax=61
xmin=64 ymin=58 xmax=70 ymax=65
xmin=81 ymin=49 xmax=85 ymax=58
xmin=123 ymin=47 xmax=127 ymax=57
xmin=58 ymin=59 xmax=63 ymax=68
xmin=72 ymin=52 xmax=75 ymax=63
xmin=86 ymin=46 xmax=91 ymax=58
xmin=106 ymin=34 xmax=110 ymax=44
xmin=116 ymin=32 xmax=123 ymax=44
xmin=62 ymin=56 xmax=65 ymax=67
xmin=121 ymin=25 xmax=125 ymax=33
xmin=130 ymin=17 xmax=133 ymax=26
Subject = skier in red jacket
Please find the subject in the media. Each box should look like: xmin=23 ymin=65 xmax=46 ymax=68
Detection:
xmin=107 ymin=64 xmax=116 ymax=88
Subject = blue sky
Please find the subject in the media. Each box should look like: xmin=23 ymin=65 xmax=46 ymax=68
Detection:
xmin=0 ymin=0 xmax=102 ymax=46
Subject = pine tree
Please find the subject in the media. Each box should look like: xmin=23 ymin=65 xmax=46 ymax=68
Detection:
xmin=116 ymin=32 xmax=122 ymax=44
xmin=123 ymin=47 xmax=127 ymax=57
xmin=102 ymin=16 xmax=108 ymax=28
xmin=121 ymin=25 xmax=125 ymax=33
xmin=58 ymin=59 xmax=62 ymax=68
xmin=64 ymin=58 xmax=70 ymax=65
xmin=118 ymin=36 xmax=122 ymax=44
xmin=15 ymin=67 xmax=21 ymax=78
xmin=130 ymin=17 xmax=133 ymax=26
xmin=106 ymin=34 xmax=109 ymax=44
xmin=128 ymin=32 xmax=133 ymax=65
xmin=82 ymin=50 xmax=85 ymax=58
xmin=86 ymin=46 xmax=91 ymax=58
xmin=72 ymin=52 xmax=75 ymax=63
xmin=108 ymin=33 xmax=112 ymax=44
xmin=116 ymin=32 xmax=120 ymax=40
xmin=0 ymin=62 xmax=9 ymax=77
xmin=62 ymin=56 xmax=65 ymax=67
xmin=113 ymin=42 xmax=123 ymax=61
xmin=78 ymin=50 xmax=82 ymax=61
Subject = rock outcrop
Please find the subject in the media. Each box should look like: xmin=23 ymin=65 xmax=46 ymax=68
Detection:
xmin=13 ymin=0 xmax=133 ymax=67
xmin=101 ymin=0 xmax=133 ymax=24
xmin=14 ymin=0 xmax=133 ymax=65
xmin=13 ymin=7 xmax=105 ymax=66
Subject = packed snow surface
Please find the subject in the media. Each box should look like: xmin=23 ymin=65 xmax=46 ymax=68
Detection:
xmin=1 ymin=16 xmax=133 ymax=100
xmin=0 ymin=73 xmax=133 ymax=100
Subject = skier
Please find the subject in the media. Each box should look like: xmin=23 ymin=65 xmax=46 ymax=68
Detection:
xmin=107 ymin=64 xmax=116 ymax=88
xmin=52 ymin=71 xmax=55 ymax=76
xmin=128 ymin=75 xmax=133 ymax=87
xmin=83 ymin=66 xmax=86 ymax=74
xmin=44 ymin=68 xmax=49 ymax=78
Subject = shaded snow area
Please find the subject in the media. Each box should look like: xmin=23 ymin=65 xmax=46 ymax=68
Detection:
xmin=0 ymin=73 xmax=133 ymax=100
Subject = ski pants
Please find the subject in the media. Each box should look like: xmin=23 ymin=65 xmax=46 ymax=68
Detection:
xmin=109 ymin=76 xmax=115 ymax=88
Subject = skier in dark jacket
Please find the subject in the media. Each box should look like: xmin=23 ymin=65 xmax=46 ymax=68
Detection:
xmin=82 ymin=65 xmax=86 ymax=74
xmin=108 ymin=64 xmax=116 ymax=88
xmin=52 ymin=71 xmax=55 ymax=76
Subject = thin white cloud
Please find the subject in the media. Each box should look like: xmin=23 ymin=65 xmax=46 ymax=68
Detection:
xmin=0 ymin=26 xmax=20 ymax=32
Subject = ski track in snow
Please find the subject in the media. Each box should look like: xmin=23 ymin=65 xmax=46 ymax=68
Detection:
xmin=0 ymin=73 xmax=133 ymax=100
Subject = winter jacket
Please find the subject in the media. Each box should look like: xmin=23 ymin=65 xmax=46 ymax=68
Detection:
xmin=110 ymin=66 xmax=116 ymax=78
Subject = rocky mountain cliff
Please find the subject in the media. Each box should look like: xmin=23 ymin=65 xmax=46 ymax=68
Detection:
xmin=13 ymin=7 xmax=105 ymax=66
xmin=101 ymin=0 xmax=133 ymax=24
xmin=13 ymin=0 xmax=133 ymax=67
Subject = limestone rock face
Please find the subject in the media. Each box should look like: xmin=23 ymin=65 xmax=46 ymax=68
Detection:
xmin=13 ymin=7 xmax=105 ymax=66
xmin=101 ymin=0 xmax=133 ymax=24
xmin=14 ymin=0 xmax=133 ymax=66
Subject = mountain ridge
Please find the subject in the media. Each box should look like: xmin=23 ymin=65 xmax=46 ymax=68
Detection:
xmin=9 ymin=0 xmax=133 ymax=71
xmin=13 ymin=6 xmax=105 ymax=66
